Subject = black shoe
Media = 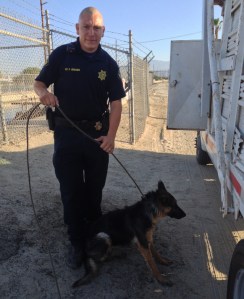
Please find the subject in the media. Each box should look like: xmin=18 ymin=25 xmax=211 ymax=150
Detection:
xmin=66 ymin=244 xmax=84 ymax=269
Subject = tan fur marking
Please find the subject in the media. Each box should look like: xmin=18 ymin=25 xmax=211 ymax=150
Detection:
xmin=146 ymin=228 xmax=154 ymax=243
xmin=151 ymin=206 xmax=171 ymax=224
xmin=150 ymin=243 xmax=173 ymax=265
xmin=135 ymin=240 xmax=171 ymax=285
xmin=145 ymin=227 xmax=172 ymax=265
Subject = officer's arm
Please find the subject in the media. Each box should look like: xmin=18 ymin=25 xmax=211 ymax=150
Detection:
xmin=96 ymin=99 xmax=122 ymax=153
xmin=34 ymin=80 xmax=59 ymax=107
xmin=108 ymin=99 xmax=122 ymax=140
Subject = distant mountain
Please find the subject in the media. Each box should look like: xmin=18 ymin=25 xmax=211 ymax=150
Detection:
xmin=149 ymin=60 xmax=169 ymax=71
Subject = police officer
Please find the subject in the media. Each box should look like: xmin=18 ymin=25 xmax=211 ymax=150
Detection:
xmin=34 ymin=7 xmax=125 ymax=269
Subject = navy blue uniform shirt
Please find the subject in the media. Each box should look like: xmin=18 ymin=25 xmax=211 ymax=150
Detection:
xmin=36 ymin=38 xmax=126 ymax=120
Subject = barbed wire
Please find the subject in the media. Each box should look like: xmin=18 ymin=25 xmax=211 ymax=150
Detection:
xmin=132 ymin=38 xmax=152 ymax=53
xmin=103 ymin=35 xmax=128 ymax=44
xmin=19 ymin=0 xmax=40 ymax=11
xmin=48 ymin=22 xmax=76 ymax=35
xmin=105 ymin=30 xmax=128 ymax=37
xmin=1 ymin=1 xmax=187 ymax=59
xmin=139 ymin=31 xmax=202 ymax=43
xmin=1 ymin=2 xmax=199 ymax=60
xmin=2 ymin=0 xmax=41 ymax=19
xmin=49 ymin=14 xmax=74 ymax=27
xmin=0 ymin=6 xmax=40 ymax=26
xmin=132 ymin=43 xmax=148 ymax=57
xmin=2 ymin=1 xmax=201 ymax=47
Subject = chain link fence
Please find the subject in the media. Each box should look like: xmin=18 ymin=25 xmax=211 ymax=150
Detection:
xmin=132 ymin=56 xmax=150 ymax=142
xmin=0 ymin=10 xmax=152 ymax=146
xmin=0 ymin=11 xmax=49 ymax=144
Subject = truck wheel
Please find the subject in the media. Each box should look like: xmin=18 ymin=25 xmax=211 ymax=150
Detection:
xmin=227 ymin=240 xmax=244 ymax=299
xmin=196 ymin=135 xmax=211 ymax=165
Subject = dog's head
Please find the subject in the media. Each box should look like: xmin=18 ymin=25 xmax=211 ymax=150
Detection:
xmin=143 ymin=180 xmax=186 ymax=219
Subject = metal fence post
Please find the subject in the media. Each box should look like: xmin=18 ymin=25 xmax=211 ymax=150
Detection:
xmin=0 ymin=10 xmax=140 ymax=145
xmin=129 ymin=30 xmax=135 ymax=144
xmin=144 ymin=52 xmax=151 ymax=117
xmin=45 ymin=10 xmax=52 ymax=56
xmin=145 ymin=62 xmax=150 ymax=115
xmin=0 ymin=93 xmax=9 ymax=144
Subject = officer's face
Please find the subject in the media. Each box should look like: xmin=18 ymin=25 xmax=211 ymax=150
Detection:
xmin=76 ymin=13 xmax=105 ymax=53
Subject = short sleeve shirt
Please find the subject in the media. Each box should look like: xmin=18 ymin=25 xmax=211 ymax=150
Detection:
xmin=35 ymin=38 xmax=126 ymax=120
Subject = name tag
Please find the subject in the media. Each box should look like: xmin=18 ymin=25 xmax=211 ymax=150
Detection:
xmin=64 ymin=68 xmax=80 ymax=72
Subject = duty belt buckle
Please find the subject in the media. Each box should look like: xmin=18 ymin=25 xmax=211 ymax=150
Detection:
xmin=94 ymin=121 xmax=102 ymax=131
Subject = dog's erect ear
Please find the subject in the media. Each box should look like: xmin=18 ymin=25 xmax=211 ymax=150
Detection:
xmin=158 ymin=180 xmax=167 ymax=192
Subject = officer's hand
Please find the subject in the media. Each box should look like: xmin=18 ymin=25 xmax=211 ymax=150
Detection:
xmin=96 ymin=135 xmax=115 ymax=154
xmin=40 ymin=91 xmax=59 ymax=107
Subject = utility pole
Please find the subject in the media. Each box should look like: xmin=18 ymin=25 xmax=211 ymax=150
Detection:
xmin=40 ymin=0 xmax=47 ymax=62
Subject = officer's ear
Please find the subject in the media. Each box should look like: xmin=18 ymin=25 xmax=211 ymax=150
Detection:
xmin=102 ymin=26 xmax=105 ymax=37
xmin=75 ymin=23 xmax=79 ymax=35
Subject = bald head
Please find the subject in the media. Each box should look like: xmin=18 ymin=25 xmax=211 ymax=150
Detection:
xmin=79 ymin=7 xmax=104 ymax=25
xmin=76 ymin=6 xmax=105 ymax=53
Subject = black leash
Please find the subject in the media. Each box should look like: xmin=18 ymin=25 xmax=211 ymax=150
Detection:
xmin=26 ymin=103 xmax=143 ymax=298
xmin=26 ymin=103 xmax=62 ymax=299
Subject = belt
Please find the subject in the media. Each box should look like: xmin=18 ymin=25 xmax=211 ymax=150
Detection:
xmin=55 ymin=116 xmax=103 ymax=131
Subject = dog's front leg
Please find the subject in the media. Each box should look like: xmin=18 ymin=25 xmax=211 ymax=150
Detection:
xmin=135 ymin=241 xmax=173 ymax=287
xmin=150 ymin=243 xmax=173 ymax=266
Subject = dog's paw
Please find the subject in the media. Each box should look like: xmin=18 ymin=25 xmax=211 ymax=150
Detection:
xmin=158 ymin=258 xmax=173 ymax=266
xmin=164 ymin=259 xmax=173 ymax=266
xmin=157 ymin=276 xmax=173 ymax=287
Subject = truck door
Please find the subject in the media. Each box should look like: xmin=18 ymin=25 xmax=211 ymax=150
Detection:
xmin=167 ymin=40 xmax=210 ymax=130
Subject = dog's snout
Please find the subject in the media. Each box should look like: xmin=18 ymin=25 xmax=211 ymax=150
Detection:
xmin=168 ymin=205 xmax=186 ymax=219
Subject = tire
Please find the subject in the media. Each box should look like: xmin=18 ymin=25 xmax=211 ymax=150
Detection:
xmin=227 ymin=239 xmax=244 ymax=299
xmin=196 ymin=134 xmax=211 ymax=165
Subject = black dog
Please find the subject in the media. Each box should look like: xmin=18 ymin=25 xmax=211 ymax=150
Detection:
xmin=72 ymin=181 xmax=186 ymax=287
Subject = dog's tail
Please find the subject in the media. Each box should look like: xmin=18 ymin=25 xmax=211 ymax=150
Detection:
xmin=72 ymin=257 xmax=98 ymax=288
xmin=72 ymin=232 xmax=112 ymax=288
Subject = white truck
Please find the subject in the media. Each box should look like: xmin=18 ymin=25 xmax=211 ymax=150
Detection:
xmin=167 ymin=0 xmax=244 ymax=298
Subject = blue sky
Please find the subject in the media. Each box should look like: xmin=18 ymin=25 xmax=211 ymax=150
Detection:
xmin=2 ymin=0 xmax=222 ymax=62
xmin=45 ymin=0 xmax=222 ymax=61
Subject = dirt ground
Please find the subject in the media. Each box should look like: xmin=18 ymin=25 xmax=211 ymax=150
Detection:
xmin=1 ymin=80 xmax=244 ymax=299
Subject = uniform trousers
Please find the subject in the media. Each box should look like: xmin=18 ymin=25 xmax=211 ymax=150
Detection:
xmin=53 ymin=126 xmax=109 ymax=246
